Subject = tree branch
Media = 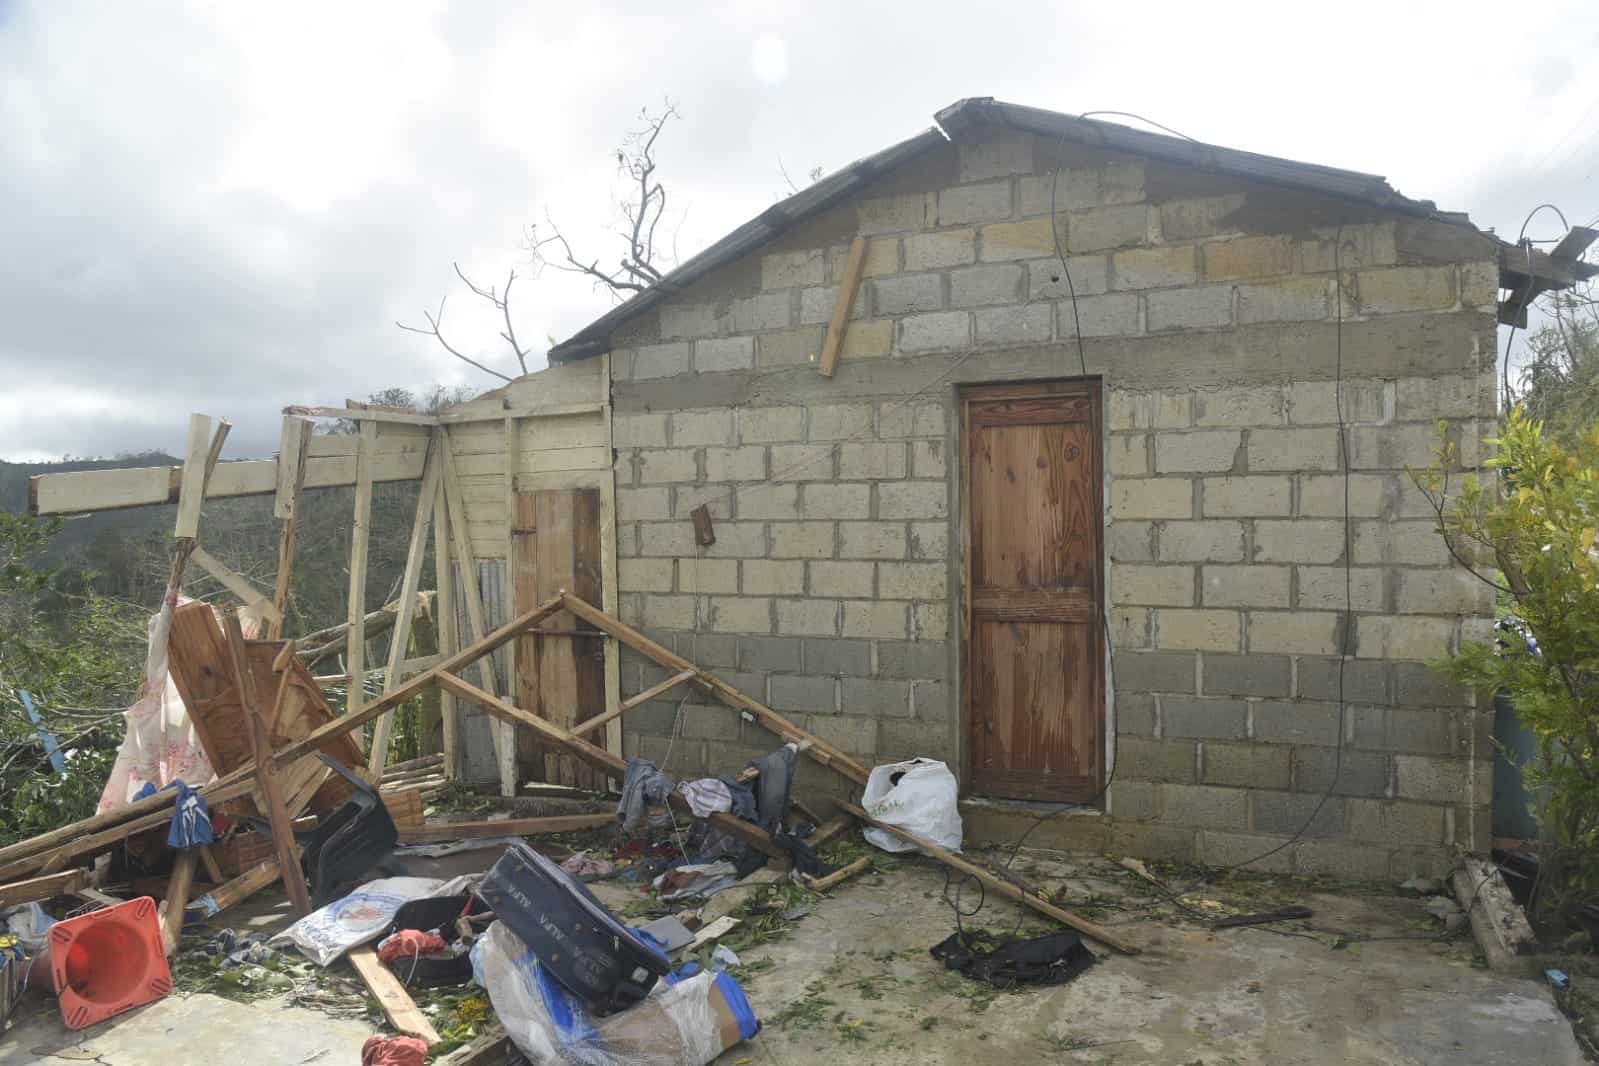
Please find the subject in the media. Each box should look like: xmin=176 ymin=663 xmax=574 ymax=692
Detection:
xmin=396 ymin=296 xmax=514 ymax=383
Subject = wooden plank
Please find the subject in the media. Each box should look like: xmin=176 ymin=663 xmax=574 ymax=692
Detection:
xmin=440 ymin=427 xmax=514 ymax=796
xmin=348 ymin=944 xmax=442 ymax=1045
xmin=684 ymin=915 xmax=740 ymax=953
xmin=269 ymin=416 xmax=313 ymax=640
xmin=369 ymin=433 xmax=443 ymax=773
xmin=436 ymin=401 xmax=604 ymax=424
xmin=597 ymin=353 xmax=622 ymax=764
xmin=224 ymin=610 xmax=312 ymax=917
xmin=575 ymin=669 xmax=698 ymax=738
xmin=397 ymin=813 xmax=613 ymax=843
xmin=191 ymin=546 xmax=282 ymax=623
xmin=559 ymin=594 xmax=871 ymax=787
xmin=346 ymin=420 xmax=378 ymax=722
xmin=186 ymin=854 xmax=286 ymax=921
xmin=800 ymin=855 xmax=870 ymax=892
xmin=839 ymin=802 xmax=1139 ymax=955
xmin=533 ymin=491 xmax=583 ymax=786
xmin=818 ymin=236 xmax=868 ymax=378
xmin=199 ymin=846 xmax=225 ymax=884
xmin=0 ymin=868 xmax=84 ymax=908
xmin=160 ymin=850 xmax=199 ymax=954
xmin=271 ymin=594 xmax=566 ymax=770
xmin=433 ymin=476 xmax=460 ymax=780
xmin=500 ymin=418 xmax=520 ymax=793
xmin=174 ymin=414 xmax=213 ymax=538
xmin=285 ymin=404 xmax=438 ymax=426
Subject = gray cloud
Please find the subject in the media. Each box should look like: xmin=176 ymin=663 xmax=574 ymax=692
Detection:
xmin=2 ymin=0 xmax=1595 ymax=462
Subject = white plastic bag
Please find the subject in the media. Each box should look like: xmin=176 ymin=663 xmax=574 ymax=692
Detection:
xmin=272 ymin=876 xmax=446 ymax=966
xmin=861 ymin=758 xmax=963 ymax=853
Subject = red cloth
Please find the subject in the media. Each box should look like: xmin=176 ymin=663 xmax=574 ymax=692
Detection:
xmin=361 ymin=1035 xmax=428 ymax=1066
xmin=376 ymin=929 xmax=447 ymax=966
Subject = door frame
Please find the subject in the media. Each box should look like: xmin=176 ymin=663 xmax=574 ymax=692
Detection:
xmin=957 ymin=377 xmax=1108 ymax=803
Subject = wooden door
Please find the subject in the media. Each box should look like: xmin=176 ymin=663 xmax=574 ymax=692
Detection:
xmin=961 ymin=380 xmax=1105 ymax=802
xmin=511 ymin=487 xmax=605 ymax=787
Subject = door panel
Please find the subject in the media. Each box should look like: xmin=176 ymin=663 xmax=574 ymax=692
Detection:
xmin=962 ymin=381 xmax=1104 ymax=802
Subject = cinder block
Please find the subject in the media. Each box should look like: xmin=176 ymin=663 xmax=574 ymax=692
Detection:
xmin=1114 ymin=607 xmax=1151 ymax=648
xmin=769 ymin=674 xmax=837 ymax=713
xmin=761 ymin=248 xmax=826 ymax=290
xmin=950 ymin=263 xmax=1024 ymax=307
xmin=1297 ymin=473 xmax=1389 ymax=518
xmin=873 ymin=273 xmax=944 ymax=315
xmin=1193 ymin=387 xmax=1284 ymax=427
xmin=801 ymin=483 xmax=870 ymax=520
xmin=911 ymin=439 xmax=947 ymax=479
xmin=807 ymin=403 xmax=874 ymax=442
xmin=1203 ymin=235 xmax=1292 ymax=280
xmin=738 ymin=483 xmax=799 ymax=520
xmin=1252 ymin=791 xmax=1344 ymax=837
xmin=831 ymin=442 xmax=905 ymax=481
xmin=975 ymin=303 xmax=1052 ymax=345
xmin=1159 ymin=783 xmax=1249 ymax=829
xmin=1297 ymin=657 xmax=1388 ymax=704
xmin=738 ymin=406 xmax=806 ymax=444
xmin=858 ymin=192 xmax=935 ymax=235
xmin=1202 ymin=743 xmax=1292 ymax=790
xmin=742 ymin=560 xmax=804 ymax=596
xmin=670 ymin=410 xmax=734 ymax=447
xmin=911 ymin=602 xmax=948 ymax=641
xmin=770 ymin=522 xmax=835 ymax=558
xmin=801 ymin=638 xmax=872 ymax=677
xmin=1388 ymin=709 xmax=1455 ymax=754
xmin=1158 ymin=521 xmax=1245 ymax=562
xmin=1112 ymin=245 xmax=1198 ymax=290
xmin=1017 ymin=169 xmax=1098 ymax=215
xmin=769 ymin=444 xmax=834 ymax=482
xmin=1163 ymin=697 xmax=1248 ymax=739
xmin=614 ymin=412 xmax=669 ymax=448
xmin=1117 ymin=693 xmax=1157 ymax=736
xmin=679 ymin=633 xmax=735 ymax=668
xmin=878 ymin=481 xmax=949 ymax=519
xmin=774 ymin=598 xmax=840 ymax=636
xmin=630 ymin=342 xmax=692 ymax=379
xmin=879 ymin=718 xmax=952 ymax=764
xmin=1236 ymin=277 xmax=1330 ymax=324
xmin=1109 ymin=435 xmax=1149 ymax=476
xmin=876 ymin=400 xmax=947 ymax=439
xmin=1066 ymin=203 xmax=1147 ymax=252
xmin=704 ymin=521 xmax=767 ymax=559
xmin=1108 ymin=521 xmax=1156 ymax=562
xmin=618 ymin=487 xmax=672 ymax=522
xmin=1253 ymin=700 xmax=1342 ymax=746
xmin=619 ymin=558 xmax=674 ymax=593
xmin=959 ymin=128 xmax=1035 ymax=181
xmin=1114 ymin=650 xmax=1196 ymax=694
xmin=842 ymin=677 xmax=913 ymax=717
xmin=1108 ymin=390 xmax=1192 ymax=430
xmin=1202 ymin=565 xmax=1291 ymax=607
xmin=1294 ymin=839 xmax=1392 ymax=881
xmin=673 ymin=484 xmax=732 ymax=521
xmin=1253 ymin=520 xmax=1346 ymax=564
xmin=1246 ymin=428 xmax=1341 ymax=472
xmin=680 ymin=560 xmax=739 ymax=595
xmin=835 ymin=318 xmax=896 ymax=360
xmin=938 ymin=181 xmax=1013 ymax=225
xmin=755 ymin=326 xmax=823 ymax=369
xmin=1116 ymin=736 xmax=1197 ymax=783
xmin=1028 ymin=254 xmax=1111 ymax=299
xmin=841 ymin=522 xmax=906 ymax=560
xmin=1108 ymin=822 xmax=1199 ymax=862
xmin=879 ymin=641 xmax=949 ymax=680
xmin=1346 ymin=798 xmax=1446 ymax=846
xmin=909 ymin=681 xmax=947 ymax=724
xmin=1107 ymin=779 xmax=1159 ymax=819
xmin=1394 ymin=568 xmax=1493 ymax=616
xmin=977 ymin=218 xmax=1058 ymax=262
xmin=659 ymin=302 xmax=726 ymax=340
xmin=843 ymin=600 xmax=908 ymax=639
xmin=903 ymin=229 xmax=976 ymax=271
xmin=693 ymin=337 xmax=755 ymax=374
xmin=1286 ymin=379 xmax=1389 ymax=426
xmin=798 ymin=285 xmax=843 ymax=326
xmin=1156 ymin=608 xmax=1241 ymax=652
xmin=1297 ymin=565 xmax=1384 ymax=611
xmin=1391 ymin=661 xmax=1471 ymax=707
xmin=1396 ymin=374 xmax=1480 ymax=420
xmin=1201 ymin=476 xmax=1291 ymax=517
xmin=898 ymin=311 xmax=971 ymax=353
xmin=704 ymin=446 xmax=766 ymax=482
xmin=1158 ymin=194 xmax=1245 ymax=240
xmin=1353 ymin=521 xmax=1452 ymax=566
xmin=1349 ymin=424 xmax=1447 ymax=471
xmin=1059 ymin=292 xmax=1140 ymax=337
xmin=1115 ymin=564 xmax=1195 ymax=606
xmin=808 ymin=560 xmax=875 ymax=598
xmin=706 ymin=595 xmax=771 ymax=633
xmin=1393 ymin=754 xmax=1489 ymax=804
xmin=640 ymin=594 xmax=697 ymax=630
xmin=1113 ymin=479 xmax=1193 ymax=520
xmin=737 ymin=635 xmax=803 ymax=673
xmin=1297 ymin=221 xmax=1397 ymax=273
xmin=1202 ymin=652 xmax=1291 ymax=697
xmin=637 ymin=522 xmax=697 ymax=556
xmin=1199 ymin=830 xmax=1295 ymax=873
xmin=875 ymin=561 xmax=944 ymax=601
xmin=909 ymin=522 xmax=947 ymax=560
xmin=1355 ymin=266 xmax=1454 ymax=314
xmin=1147 ymin=286 xmax=1234 ymax=331
xmin=731 ymin=292 xmax=792 ymax=332
xmin=1247 ymin=611 xmax=1340 ymax=655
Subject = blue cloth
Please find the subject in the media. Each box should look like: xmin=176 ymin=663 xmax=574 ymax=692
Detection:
xmin=167 ymin=779 xmax=214 ymax=849
xmin=132 ymin=780 xmax=159 ymax=802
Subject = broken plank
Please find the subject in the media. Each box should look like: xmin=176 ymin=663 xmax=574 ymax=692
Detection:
xmin=191 ymin=546 xmax=282 ymax=623
xmin=187 ymin=854 xmax=289 ymax=921
xmin=0 ymin=868 xmax=85 ymax=908
xmin=285 ymin=404 xmax=439 ymax=426
xmin=839 ymin=801 xmax=1139 ymax=955
xmin=348 ymin=943 xmax=443 ymax=1045
xmin=160 ymin=850 xmax=199 ymax=955
xmin=818 ymin=236 xmax=868 ymax=378
xmin=174 ymin=413 xmax=214 ymax=539
xmin=800 ymin=855 xmax=871 ymax=892
xmin=346 ymin=420 xmax=378 ymax=723
xmin=684 ymin=915 xmax=740 ymax=953
xmin=397 ymin=813 xmax=614 ymax=844
xmin=269 ymin=415 xmax=313 ymax=640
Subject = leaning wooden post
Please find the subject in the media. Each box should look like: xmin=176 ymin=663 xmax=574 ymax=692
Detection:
xmin=432 ymin=475 xmax=459 ymax=779
xmin=345 ymin=419 xmax=378 ymax=722
xmin=268 ymin=416 xmax=312 ymax=640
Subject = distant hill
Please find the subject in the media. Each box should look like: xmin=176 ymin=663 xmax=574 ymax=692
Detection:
xmin=1 ymin=453 xmax=178 ymax=565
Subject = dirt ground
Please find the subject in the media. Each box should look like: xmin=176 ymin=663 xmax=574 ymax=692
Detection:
xmin=3 ymin=842 xmax=1583 ymax=1065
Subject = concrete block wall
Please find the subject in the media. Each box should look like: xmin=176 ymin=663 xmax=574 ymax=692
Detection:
xmin=599 ymin=124 xmax=1502 ymax=875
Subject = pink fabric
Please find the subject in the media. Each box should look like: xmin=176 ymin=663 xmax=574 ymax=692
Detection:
xmin=95 ymin=595 xmax=262 ymax=813
xmin=361 ymin=1035 xmax=429 ymax=1066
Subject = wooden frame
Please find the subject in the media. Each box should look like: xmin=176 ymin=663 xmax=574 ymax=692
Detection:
xmin=958 ymin=378 xmax=1107 ymax=804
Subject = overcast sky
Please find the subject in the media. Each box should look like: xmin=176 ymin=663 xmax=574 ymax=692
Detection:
xmin=2 ymin=0 xmax=1596 ymax=462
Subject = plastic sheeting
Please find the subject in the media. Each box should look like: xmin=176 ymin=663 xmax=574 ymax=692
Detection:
xmin=861 ymin=758 xmax=964 ymax=853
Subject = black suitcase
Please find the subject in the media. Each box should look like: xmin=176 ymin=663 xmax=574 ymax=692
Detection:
xmin=478 ymin=842 xmax=670 ymax=1013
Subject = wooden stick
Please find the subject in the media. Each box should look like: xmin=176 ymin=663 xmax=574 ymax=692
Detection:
xmin=160 ymin=850 xmax=199 ymax=954
xmin=271 ymin=594 xmax=566 ymax=769
xmin=224 ymin=609 xmax=312 ymax=917
xmin=268 ymin=416 xmax=312 ymax=640
xmin=174 ymin=414 xmax=214 ymax=539
xmin=433 ymin=475 xmax=460 ymax=779
xmin=809 ymin=814 xmax=855 ymax=850
xmin=800 ymin=856 xmax=871 ymax=892
xmin=349 ymin=944 xmax=442 ymax=1045
xmin=559 ymin=594 xmax=871 ymax=786
xmin=818 ymin=236 xmax=867 ymax=378
xmin=572 ymin=669 xmax=698 ymax=738
xmin=397 ymin=813 xmax=614 ymax=844
xmin=839 ymin=802 xmax=1139 ymax=955
xmin=346 ymin=420 xmax=378 ymax=722
xmin=383 ymin=753 xmax=445 ymax=776
xmin=499 ymin=416 xmax=520 ymax=791
xmin=191 ymin=546 xmax=282 ymax=623
xmin=0 ymin=868 xmax=84 ymax=908
xmin=187 ymin=853 xmax=293 ymax=921
xmin=198 ymin=846 xmax=225 ymax=884
xmin=370 ymin=432 xmax=443 ymax=773
xmin=297 ymin=593 xmax=433 ymax=668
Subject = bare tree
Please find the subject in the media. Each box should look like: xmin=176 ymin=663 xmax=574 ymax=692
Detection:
xmin=399 ymin=103 xmax=681 ymax=381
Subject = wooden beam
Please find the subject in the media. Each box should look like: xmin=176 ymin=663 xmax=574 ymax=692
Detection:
xmin=369 ymin=432 xmax=443 ymax=773
xmin=186 ymin=854 xmax=288 ymax=922
xmin=272 ymin=594 xmax=567 ymax=769
xmin=0 ymin=868 xmax=85 ymax=908
xmin=499 ymin=416 xmax=519 ymax=794
xmin=397 ymin=813 xmax=614 ymax=843
xmin=799 ymin=855 xmax=870 ymax=892
xmin=597 ymin=352 xmax=623 ymax=763
xmin=269 ymin=416 xmax=313 ymax=640
xmin=433 ymin=475 xmax=460 ymax=780
xmin=174 ymin=414 xmax=214 ymax=539
xmin=160 ymin=850 xmax=198 ymax=955
xmin=435 ymin=401 xmax=604 ymax=425
xmin=346 ymin=420 xmax=378 ymax=723
xmin=838 ymin=801 xmax=1139 ymax=955
xmin=559 ymin=593 xmax=871 ymax=786
xmin=224 ymin=609 xmax=312 ymax=917
xmin=191 ymin=546 xmax=282 ymax=623
xmin=573 ymin=669 xmax=698 ymax=738
xmin=348 ymin=943 xmax=442 ymax=1045
xmin=285 ymin=404 xmax=439 ymax=426
xmin=817 ymin=236 xmax=868 ymax=378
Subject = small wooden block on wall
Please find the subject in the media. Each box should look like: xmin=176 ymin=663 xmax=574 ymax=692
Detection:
xmin=690 ymin=504 xmax=716 ymax=547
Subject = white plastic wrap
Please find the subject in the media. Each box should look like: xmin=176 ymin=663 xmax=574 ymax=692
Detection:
xmin=861 ymin=758 xmax=963 ymax=853
xmin=473 ymin=922 xmax=755 ymax=1066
